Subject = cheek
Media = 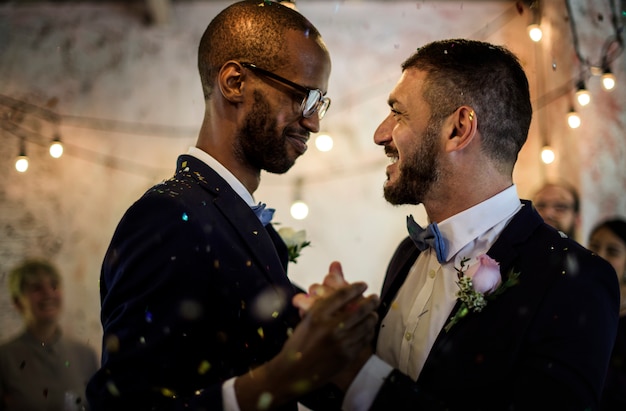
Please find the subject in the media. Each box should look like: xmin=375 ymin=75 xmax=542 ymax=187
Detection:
xmin=617 ymin=257 xmax=626 ymax=276
xmin=395 ymin=131 xmax=417 ymax=157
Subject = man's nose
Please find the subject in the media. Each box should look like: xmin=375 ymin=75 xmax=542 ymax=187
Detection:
xmin=374 ymin=114 xmax=394 ymax=146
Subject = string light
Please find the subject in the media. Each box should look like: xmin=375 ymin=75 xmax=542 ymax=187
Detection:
xmin=601 ymin=66 xmax=616 ymax=91
xmin=290 ymin=201 xmax=309 ymax=220
xmin=566 ymin=108 xmax=581 ymax=129
xmin=527 ymin=23 xmax=543 ymax=42
xmin=15 ymin=138 xmax=29 ymax=172
xmin=49 ymin=133 xmax=64 ymax=158
xmin=540 ymin=145 xmax=555 ymax=164
xmin=315 ymin=133 xmax=333 ymax=152
xmin=290 ymin=177 xmax=308 ymax=220
xmin=575 ymin=81 xmax=591 ymax=106
xmin=527 ymin=1 xmax=542 ymax=42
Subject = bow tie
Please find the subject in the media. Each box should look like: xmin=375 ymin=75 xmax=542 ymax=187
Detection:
xmin=406 ymin=215 xmax=447 ymax=264
xmin=251 ymin=202 xmax=275 ymax=226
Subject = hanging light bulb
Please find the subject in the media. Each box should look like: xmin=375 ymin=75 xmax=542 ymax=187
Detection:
xmin=15 ymin=138 xmax=29 ymax=172
xmin=290 ymin=200 xmax=309 ymax=220
xmin=289 ymin=177 xmax=308 ymax=220
xmin=601 ymin=67 xmax=616 ymax=91
xmin=567 ymin=108 xmax=581 ymax=129
xmin=315 ymin=133 xmax=333 ymax=152
xmin=541 ymin=145 xmax=555 ymax=164
xmin=575 ymin=81 xmax=591 ymax=106
xmin=527 ymin=3 xmax=542 ymax=42
xmin=527 ymin=23 xmax=543 ymax=42
xmin=49 ymin=133 xmax=64 ymax=158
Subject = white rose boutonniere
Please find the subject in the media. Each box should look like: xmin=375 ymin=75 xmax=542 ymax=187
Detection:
xmin=277 ymin=227 xmax=311 ymax=263
xmin=444 ymin=254 xmax=520 ymax=332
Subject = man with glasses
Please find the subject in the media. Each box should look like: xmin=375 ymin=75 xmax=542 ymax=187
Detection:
xmin=86 ymin=2 xmax=379 ymax=410
xmin=532 ymin=181 xmax=580 ymax=241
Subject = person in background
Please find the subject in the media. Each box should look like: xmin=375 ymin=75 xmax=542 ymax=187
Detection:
xmin=295 ymin=38 xmax=619 ymax=410
xmin=588 ymin=217 xmax=626 ymax=410
xmin=0 ymin=258 xmax=99 ymax=411
xmin=532 ymin=181 xmax=580 ymax=240
xmin=86 ymin=1 xmax=379 ymax=410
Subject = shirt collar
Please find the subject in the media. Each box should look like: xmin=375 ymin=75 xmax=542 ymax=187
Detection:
xmin=187 ymin=146 xmax=256 ymax=206
xmin=436 ymin=185 xmax=521 ymax=262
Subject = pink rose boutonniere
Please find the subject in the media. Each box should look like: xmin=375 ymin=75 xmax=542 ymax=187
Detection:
xmin=444 ymin=254 xmax=520 ymax=332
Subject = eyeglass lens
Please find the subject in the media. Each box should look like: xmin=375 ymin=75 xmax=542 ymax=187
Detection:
xmin=303 ymin=91 xmax=330 ymax=119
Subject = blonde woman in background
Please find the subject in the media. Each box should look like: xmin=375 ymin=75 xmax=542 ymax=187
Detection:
xmin=0 ymin=259 xmax=98 ymax=411
xmin=588 ymin=218 xmax=626 ymax=410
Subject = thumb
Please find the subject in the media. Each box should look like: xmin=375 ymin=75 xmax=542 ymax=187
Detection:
xmin=324 ymin=261 xmax=349 ymax=288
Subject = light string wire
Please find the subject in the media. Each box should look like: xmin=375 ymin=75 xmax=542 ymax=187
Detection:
xmin=565 ymin=0 xmax=624 ymax=80
xmin=2 ymin=1 xmax=623 ymax=181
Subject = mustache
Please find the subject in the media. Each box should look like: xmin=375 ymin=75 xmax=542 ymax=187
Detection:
xmin=385 ymin=146 xmax=398 ymax=157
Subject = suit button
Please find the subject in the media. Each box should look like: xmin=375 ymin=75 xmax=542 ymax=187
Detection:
xmin=429 ymin=269 xmax=436 ymax=278
xmin=404 ymin=332 xmax=412 ymax=341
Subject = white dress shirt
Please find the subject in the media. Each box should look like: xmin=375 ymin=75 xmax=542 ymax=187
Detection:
xmin=343 ymin=185 xmax=522 ymax=411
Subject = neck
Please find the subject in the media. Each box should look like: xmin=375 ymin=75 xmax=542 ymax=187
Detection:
xmin=27 ymin=321 xmax=59 ymax=344
xmin=425 ymin=177 xmax=512 ymax=223
xmin=196 ymin=120 xmax=262 ymax=195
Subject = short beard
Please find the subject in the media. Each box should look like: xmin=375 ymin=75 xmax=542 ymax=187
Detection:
xmin=383 ymin=117 xmax=442 ymax=205
xmin=235 ymin=90 xmax=295 ymax=175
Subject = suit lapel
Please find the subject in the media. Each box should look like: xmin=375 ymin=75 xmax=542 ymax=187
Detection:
xmin=176 ymin=155 xmax=291 ymax=287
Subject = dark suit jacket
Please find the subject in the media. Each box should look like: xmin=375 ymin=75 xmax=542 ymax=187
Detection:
xmin=371 ymin=201 xmax=619 ymax=411
xmin=86 ymin=155 xmax=340 ymax=411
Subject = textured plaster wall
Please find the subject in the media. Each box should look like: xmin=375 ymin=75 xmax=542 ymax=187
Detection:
xmin=0 ymin=1 xmax=624 ymax=356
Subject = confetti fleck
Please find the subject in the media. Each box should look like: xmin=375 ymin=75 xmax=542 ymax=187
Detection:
xmin=65 ymin=360 xmax=70 ymax=368
xmin=197 ymin=360 xmax=211 ymax=375
xmin=182 ymin=212 xmax=189 ymax=221
xmin=246 ymin=260 xmax=252 ymax=267
xmin=257 ymin=327 xmax=265 ymax=339
xmin=145 ymin=310 xmax=153 ymax=323
xmin=179 ymin=299 xmax=203 ymax=321
xmin=160 ymin=388 xmax=176 ymax=398
xmin=251 ymin=288 xmax=287 ymax=321
xmin=257 ymin=392 xmax=273 ymax=409
xmin=291 ymin=379 xmax=312 ymax=393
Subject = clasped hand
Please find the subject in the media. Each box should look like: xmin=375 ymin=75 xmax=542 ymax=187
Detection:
xmin=289 ymin=261 xmax=379 ymax=391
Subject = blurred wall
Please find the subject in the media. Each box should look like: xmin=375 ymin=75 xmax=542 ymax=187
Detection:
xmin=0 ymin=0 xmax=624 ymax=354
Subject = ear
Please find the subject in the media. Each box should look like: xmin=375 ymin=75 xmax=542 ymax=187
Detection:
xmin=444 ymin=105 xmax=477 ymax=153
xmin=217 ymin=61 xmax=246 ymax=104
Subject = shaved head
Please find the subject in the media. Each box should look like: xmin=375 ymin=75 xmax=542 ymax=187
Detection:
xmin=198 ymin=0 xmax=326 ymax=100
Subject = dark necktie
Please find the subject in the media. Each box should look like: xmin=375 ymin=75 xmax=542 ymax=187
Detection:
xmin=251 ymin=202 xmax=275 ymax=226
xmin=406 ymin=215 xmax=447 ymax=264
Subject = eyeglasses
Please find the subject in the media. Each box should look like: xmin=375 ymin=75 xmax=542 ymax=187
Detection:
xmin=241 ymin=62 xmax=331 ymax=120
xmin=534 ymin=202 xmax=575 ymax=214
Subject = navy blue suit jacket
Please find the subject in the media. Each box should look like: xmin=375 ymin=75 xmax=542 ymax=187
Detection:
xmin=371 ymin=201 xmax=619 ymax=411
xmin=87 ymin=155 xmax=340 ymax=410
